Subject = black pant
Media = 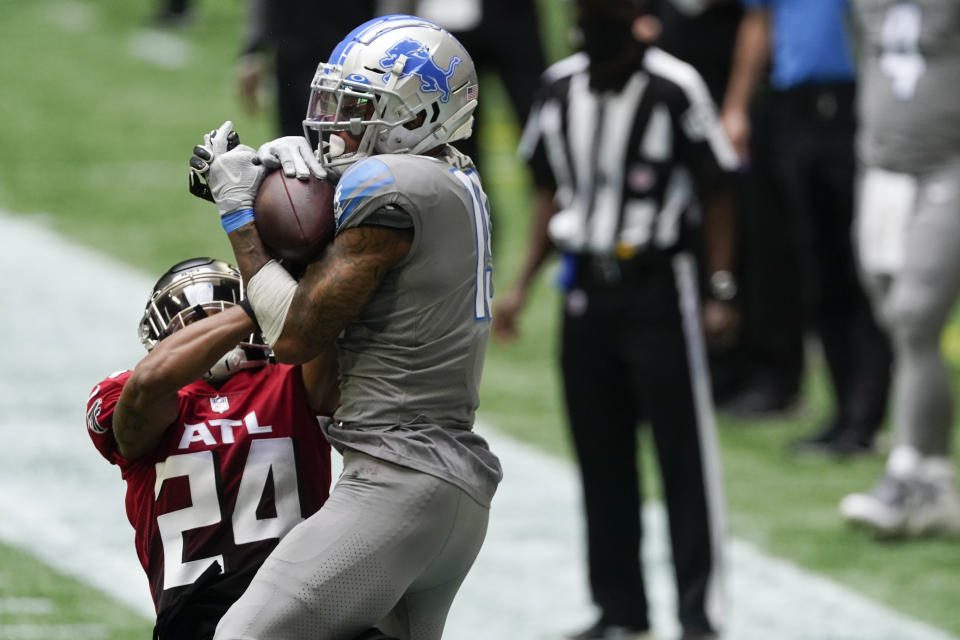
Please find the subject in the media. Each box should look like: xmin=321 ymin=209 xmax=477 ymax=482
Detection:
xmin=560 ymin=254 xmax=721 ymax=635
xmin=765 ymin=83 xmax=892 ymax=435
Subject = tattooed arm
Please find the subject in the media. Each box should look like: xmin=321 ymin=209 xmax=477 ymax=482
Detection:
xmin=226 ymin=221 xmax=412 ymax=365
xmin=113 ymin=305 xmax=254 ymax=460
xmin=282 ymin=225 xmax=412 ymax=363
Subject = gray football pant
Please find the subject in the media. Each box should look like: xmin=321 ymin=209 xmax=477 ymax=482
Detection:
xmin=213 ymin=449 xmax=489 ymax=640
xmin=857 ymin=160 xmax=960 ymax=457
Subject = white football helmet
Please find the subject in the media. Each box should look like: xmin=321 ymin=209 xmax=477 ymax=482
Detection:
xmin=303 ymin=15 xmax=479 ymax=171
xmin=139 ymin=257 xmax=270 ymax=382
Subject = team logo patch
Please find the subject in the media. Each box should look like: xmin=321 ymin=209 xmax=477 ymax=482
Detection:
xmin=210 ymin=395 xmax=230 ymax=414
xmin=379 ymin=38 xmax=461 ymax=103
xmin=86 ymin=398 xmax=106 ymax=434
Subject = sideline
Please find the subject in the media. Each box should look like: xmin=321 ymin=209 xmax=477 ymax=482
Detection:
xmin=0 ymin=211 xmax=954 ymax=640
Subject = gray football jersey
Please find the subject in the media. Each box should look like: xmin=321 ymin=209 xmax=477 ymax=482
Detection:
xmin=854 ymin=0 xmax=960 ymax=172
xmin=322 ymin=148 xmax=501 ymax=506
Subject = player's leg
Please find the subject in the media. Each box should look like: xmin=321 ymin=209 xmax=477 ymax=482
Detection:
xmin=842 ymin=162 xmax=960 ymax=535
xmin=214 ymin=450 xmax=485 ymax=640
xmin=883 ymin=164 xmax=960 ymax=457
xmin=561 ymin=285 xmax=649 ymax=635
xmin=638 ymin=253 xmax=725 ymax=636
xmin=376 ymin=492 xmax=488 ymax=640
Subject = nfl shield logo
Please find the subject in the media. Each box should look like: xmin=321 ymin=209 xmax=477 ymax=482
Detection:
xmin=210 ymin=395 xmax=230 ymax=414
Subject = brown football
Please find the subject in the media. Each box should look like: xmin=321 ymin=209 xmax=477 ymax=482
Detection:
xmin=254 ymin=170 xmax=336 ymax=265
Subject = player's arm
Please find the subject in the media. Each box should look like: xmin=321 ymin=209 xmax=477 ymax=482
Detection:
xmin=720 ymin=5 xmax=770 ymax=159
xmin=300 ymin=339 xmax=340 ymax=414
xmin=228 ymin=221 xmax=413 ymax=365
xmin=492 ymin=187 xmax=559 ymax=341
xmin=494 ymin=82 xmax=562 ymax=341
xmin=113 ymin=305 xmax=255 ymax=460
xmin=673 ymin=72 xmax=741 ymax=347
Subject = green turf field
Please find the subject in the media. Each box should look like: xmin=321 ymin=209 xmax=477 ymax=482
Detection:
xmin=2 ymin=0 xmax=959 ymax=636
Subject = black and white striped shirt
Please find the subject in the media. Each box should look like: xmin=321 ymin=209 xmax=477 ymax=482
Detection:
xmin=520 ymin=47 xmax=738 ymax=259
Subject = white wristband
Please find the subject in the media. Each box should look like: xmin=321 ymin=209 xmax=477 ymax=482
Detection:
xmin=246 ymin=260 xmax=298 ymax=346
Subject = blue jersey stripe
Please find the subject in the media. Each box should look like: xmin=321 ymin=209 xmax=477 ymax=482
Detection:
xmin=340 ymin=177 xmax=397 ymax=222
xmin=336 ymin=158 xmax=397 ymax=224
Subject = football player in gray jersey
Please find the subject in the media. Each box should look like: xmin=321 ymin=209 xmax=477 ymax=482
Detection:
xmin=189 ymin=15 xmax=499 ymax=640
xmin=840 ymin=0 xmax=960 ymax=538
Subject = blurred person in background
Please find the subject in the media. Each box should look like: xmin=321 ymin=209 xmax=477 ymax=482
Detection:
xmin=153 ymin=0 xmax=193 ymax=26
xmin=237 ymin=0 xmax=376 ymax=136
xmin=646 ymin=0 xmax=759 ymax=407
xmin=840 ymin=0 xmax=960 ymax=538
xmin=495 ymin=0 xmax=736 ymax=637
xmin=720 ymin=0 xmax=892 ymax=456
xmin=649 ymin=0 xmax=742 ymax=106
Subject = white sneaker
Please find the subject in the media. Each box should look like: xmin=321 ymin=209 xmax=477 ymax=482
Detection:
xmin=906 ymin=459 xmax=960 ymax=537
xmin=839 ymin=474 xmax=911 ymax=536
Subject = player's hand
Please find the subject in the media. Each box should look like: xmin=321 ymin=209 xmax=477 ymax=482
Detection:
xmin=191 ymin=121 xmax=266 ymax=217
xmin=237 ymin=53 xmax=264 ymax=115
xmin=257 ymin=136 xmax=326 ymax=181
xmin=720 ymin=106 xmax=751 ymax=163
xmin=492 ymin=286 xmax=527 ymax=342
xmin=702 ymin=299 xmax=740 ymax=350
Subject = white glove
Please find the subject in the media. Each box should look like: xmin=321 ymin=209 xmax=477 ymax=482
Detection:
xmin=191 ymin=121 xmax=266 ymax=219
xmin=257 ymin=136 xmax=326 ymax=180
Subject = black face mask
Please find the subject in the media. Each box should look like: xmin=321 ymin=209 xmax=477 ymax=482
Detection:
xmin=579 ymin=13 xmax=647 ymax=92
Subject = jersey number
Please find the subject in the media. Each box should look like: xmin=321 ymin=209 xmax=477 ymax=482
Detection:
xmin=154 ymin=438 xmax=303 ymax=589
xmin=452 ymin=168 xmax=494 ymax=321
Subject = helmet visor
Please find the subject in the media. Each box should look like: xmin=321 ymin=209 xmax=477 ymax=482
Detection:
xmin=306 ymin=86 xmax=377 ymax=132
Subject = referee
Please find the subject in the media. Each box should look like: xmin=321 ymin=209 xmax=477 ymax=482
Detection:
xmin=494 ymin=1 xmax=736 ymax=638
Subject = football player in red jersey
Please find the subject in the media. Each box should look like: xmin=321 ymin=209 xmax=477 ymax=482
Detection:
xmin=85 ymin=257 xmax=338 ymax=640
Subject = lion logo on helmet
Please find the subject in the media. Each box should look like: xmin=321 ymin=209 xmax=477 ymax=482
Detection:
xmin=379 ymin=38 xmax=461 ymax=103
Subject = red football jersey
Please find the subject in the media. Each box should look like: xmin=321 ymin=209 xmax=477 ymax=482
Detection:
xmin=86 ymin=363 xmax=332 ymax=623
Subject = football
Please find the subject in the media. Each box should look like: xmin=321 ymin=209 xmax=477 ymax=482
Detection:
xmin=253 ymin=170 xmax=336 ymax=265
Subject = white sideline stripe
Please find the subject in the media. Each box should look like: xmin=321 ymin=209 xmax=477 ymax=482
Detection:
xmin=0 ymin=210 xmax=956 ymax=640
xmin=0 ymin=598 xmax=55 ymax=615
xmin=128 ymin=29 xmax=190 ymax=69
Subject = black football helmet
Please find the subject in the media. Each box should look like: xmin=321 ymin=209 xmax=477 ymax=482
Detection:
xmin=139 ymin=257 xmax=269 ymax=380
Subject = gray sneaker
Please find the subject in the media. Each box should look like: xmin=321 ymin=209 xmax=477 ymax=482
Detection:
xmin=839 ymin=474 xmax=911 ymax=536
xmin=906 ymin=460 xmax=960 ymax=537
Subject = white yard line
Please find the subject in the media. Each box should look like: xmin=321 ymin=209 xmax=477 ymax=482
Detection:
xmin=0 ymin=210 xmax=955 ymax=640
